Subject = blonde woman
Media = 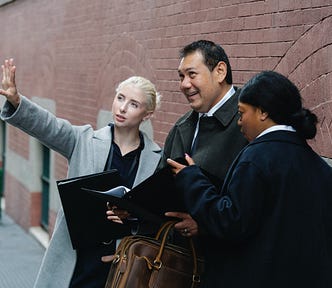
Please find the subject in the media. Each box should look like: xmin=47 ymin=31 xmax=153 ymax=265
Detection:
xmin=0 ymin=58 xmax=162 ymax=288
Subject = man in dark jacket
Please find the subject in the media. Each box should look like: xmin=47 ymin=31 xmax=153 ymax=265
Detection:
xmin=161 ymin=40 xmax=247 ymax=238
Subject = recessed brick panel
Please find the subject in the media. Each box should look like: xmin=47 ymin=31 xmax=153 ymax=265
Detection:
xmin=4 ymin=173 xmax=39 ymax=231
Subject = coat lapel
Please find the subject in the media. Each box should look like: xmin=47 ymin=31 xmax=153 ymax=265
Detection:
xmin=176 ymin=111 xmax=198 ymax=152
xmin=134 ymin=132 xmax=161 ymax=186
xmin=91 ymin=127 xmax=161 ymax=186
xmin=92 ymin=127 xmax=112 ymax=173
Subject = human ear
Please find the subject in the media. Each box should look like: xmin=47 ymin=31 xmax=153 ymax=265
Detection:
xmin=259 ymin=109 xmax=269 ymax=121
xmin=142 ymin=111 xmax=153 ymax=122
xmin=215 ymin=61 xmax=227 ymax=83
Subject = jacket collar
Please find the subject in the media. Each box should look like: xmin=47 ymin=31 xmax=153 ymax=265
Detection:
xmin=177 ymin=86 xmax=240 ymax=128
xmin=249 ymin=130 xmax=308 ymax=148
xmin=92 ymin=125 xmax=161 ymax=174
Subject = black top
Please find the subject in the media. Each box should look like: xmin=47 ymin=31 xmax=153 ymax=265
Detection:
xmin=69 ymin=124 xmax=143 ymax=288
xmin=104 ymin=124 xmax=144 ymax=188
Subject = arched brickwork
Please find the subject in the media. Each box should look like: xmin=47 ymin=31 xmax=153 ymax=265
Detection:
xmin=276 ymin=15 xmax=332 ymax=157
xmin=96 ymin=34 xmax=157 ymax=112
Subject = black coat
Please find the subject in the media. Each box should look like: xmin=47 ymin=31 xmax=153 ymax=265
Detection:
xmin=158 ymin=88 xmax=248 ymax=188
xmin=176 ymin=131 xmax=332 ymax=288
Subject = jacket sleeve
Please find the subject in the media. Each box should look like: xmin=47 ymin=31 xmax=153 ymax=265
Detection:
xmin=1 ymin=95 xmax=89 ymax=159
xmin=176 ymin=163 xmax=267 ymax=242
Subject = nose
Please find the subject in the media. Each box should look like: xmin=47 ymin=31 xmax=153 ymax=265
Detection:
xmin=120 ymin=102 xmax=127 ymax=113
xmin=180 ymin=76 xmax=192 ymax=90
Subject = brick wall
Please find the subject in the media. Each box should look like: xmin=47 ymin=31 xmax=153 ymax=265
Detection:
xmin=0 ymin=0 xmax=331 ymax=154
xmin=0 ymin=0 xmax=331 ymax=231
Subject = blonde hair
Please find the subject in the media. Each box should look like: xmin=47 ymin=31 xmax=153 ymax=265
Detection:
xmin=116 ymin=76 xmax=161 ymax=112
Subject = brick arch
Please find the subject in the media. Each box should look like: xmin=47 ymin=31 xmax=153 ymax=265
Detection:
xmin=30 ymin=44 xmax=56 ymax=100
xmin=275 ymin=16 xmax=332 ymax=157
xmin=96 ymin=35 xmax=156 ymax=112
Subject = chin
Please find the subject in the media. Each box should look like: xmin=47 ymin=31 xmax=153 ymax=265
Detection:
xmin=246 ymin=136 xmax=254 ymax=142
xmin=190 ymin=104 xmax=204 ymax=113
xmin=241 ymin=132 xmax=251 ymax=142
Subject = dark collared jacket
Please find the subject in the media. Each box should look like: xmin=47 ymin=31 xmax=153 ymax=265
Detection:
xmin=176 ymin=131 xmax=332 ymax=288
xmin=158 ymin=88 xmax=248 ymax=188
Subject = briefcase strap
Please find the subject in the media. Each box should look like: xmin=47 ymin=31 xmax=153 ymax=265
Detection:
xmin=111 ymin=221 xmax=202 ymax=286
xmin=153 ymin=221 xmax=201 ymax=285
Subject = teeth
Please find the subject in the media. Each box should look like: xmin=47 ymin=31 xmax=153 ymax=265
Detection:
xmin=187 ymin=92 xmax=197 ymax=97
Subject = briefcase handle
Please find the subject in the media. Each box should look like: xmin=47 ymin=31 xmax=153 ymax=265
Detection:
xmin=151 ymin=221 xmax=201 ymax=285
xmin=111 ymin=221 xmax=202 ymax=286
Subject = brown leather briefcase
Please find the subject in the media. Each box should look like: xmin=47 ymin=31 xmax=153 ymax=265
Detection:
xmin=104 ymin=221 xmax=204 ymax=288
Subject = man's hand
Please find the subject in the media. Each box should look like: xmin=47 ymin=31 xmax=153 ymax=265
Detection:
xmin=0 ymin=58 xmax=20 ymax=108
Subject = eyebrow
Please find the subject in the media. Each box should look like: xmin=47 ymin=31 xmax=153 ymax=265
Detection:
xmin=178 ymin=67 xmax=196 ymax=74
xmin=118 ymin=93 xmax=142 ymax=104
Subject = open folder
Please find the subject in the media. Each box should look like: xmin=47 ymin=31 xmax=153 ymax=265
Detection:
xmin=57 ymin=167 xmax=184 ymax=249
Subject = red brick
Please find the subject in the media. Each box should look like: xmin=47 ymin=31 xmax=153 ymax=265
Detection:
xmin=0 ymin=0 xmax=331 ymax=234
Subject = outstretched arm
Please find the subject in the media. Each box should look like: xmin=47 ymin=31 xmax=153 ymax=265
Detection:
xmin=0 ymin=58 xmax=20 ymax=108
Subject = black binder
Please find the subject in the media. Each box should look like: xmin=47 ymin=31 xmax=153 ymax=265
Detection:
xmin=83 ymin=166 xmax=184 ymax=220
xmin=57 ymin=170 xmax=126 ymax=249
xmin=57 ymin=167 xmax=184 ymax=249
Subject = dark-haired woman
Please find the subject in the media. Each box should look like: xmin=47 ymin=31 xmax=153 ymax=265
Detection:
xmin=167 ymin=70 xmax=332 ymax=288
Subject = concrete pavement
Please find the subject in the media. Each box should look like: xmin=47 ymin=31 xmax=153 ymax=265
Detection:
xmin=0 ymin=210 xmax=45 ymax=288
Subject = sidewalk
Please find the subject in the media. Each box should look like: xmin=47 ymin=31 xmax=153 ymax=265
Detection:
xmin=0 ymin=210 xmax=45 ymax=288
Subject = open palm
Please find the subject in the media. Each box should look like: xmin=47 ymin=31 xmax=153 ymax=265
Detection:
xmin=0 ymin=59 xmax=19 ymax=107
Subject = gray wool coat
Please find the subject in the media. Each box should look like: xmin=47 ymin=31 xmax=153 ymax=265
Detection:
xmin=1 ymin=95 xmax=162 ymax=288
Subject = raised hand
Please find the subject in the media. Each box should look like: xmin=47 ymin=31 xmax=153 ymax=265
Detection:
xmin=0 ymin=58 xmax=20 ymax=108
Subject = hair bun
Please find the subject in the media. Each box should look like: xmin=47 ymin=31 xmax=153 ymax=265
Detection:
xmin=291 ymin=108 xmax=318 ymax=139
